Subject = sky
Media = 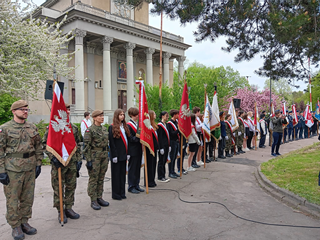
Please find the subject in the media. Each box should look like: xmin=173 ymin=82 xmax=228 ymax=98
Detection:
xmin=29 ymin=0 xmax=309 ymax=91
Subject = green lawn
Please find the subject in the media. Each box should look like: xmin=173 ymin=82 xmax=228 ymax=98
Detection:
xmin=261 ymin=142 xmax=320 ymax=205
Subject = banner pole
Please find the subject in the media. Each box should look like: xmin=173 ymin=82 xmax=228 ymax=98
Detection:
xmin=58 ymin=167 xmax=64 ymax=227
xmin=143 ymin=146 xmax=149 ymax=194
xmin=180 ymin=136 xmax=183 ymax=178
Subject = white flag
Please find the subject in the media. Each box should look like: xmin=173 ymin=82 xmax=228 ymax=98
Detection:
xmin=210 ymin=91 xmax=220 ymax=131
xmin=228 ymin=100 xmax=239 ymax=132
xmin=202 ymin=94 xmax=211 ymax=141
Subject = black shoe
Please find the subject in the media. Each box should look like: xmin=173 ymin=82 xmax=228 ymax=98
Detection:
xmin=129 ymin=188 xmax=140 ymax=194
xmin=136 ymin=186 xmax=145 ymax=192
xmin=58 ymin=211 xmax=68 ymax=223
xmin=169 ymin=173 xmax=177 ymax=179
xmin=97 ymin=198 xmax=110 ymax=207
xmin=276 ymin=153 xmax=281 ymax=156
xmin=205 ymin=160 xmax=210 ymax=163
xmin=21 ymin=223 xmax=37 ymax=235
xmin=148 ymin=183 xmax=157 ymax=187
xmin=121 ymin=196 xmax=127 ymax=199
xmin=91 ymin=200 xmax=101 ymax=210
xmin=192 ymin=164 xmax=200 ymax=168
xmin=12 ymin=226 xmax=24 ymax=240
xmin=65 ymin=208 xmax=80 ymax=219
xmin=172 ymin=172 xmax=179 ymax=177
xmin=112 ymin=196 xmax=122 ymax=200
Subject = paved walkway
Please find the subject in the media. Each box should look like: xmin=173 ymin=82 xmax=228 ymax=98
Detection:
xmin=0 ymin=137 xmax=319 ymax=240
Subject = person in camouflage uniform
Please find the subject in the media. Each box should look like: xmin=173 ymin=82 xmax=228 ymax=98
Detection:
xmin=236 ymin=111 xmax=245 ymax=154
xmin=0 ymin=100 xmax=43 ymax=240
xmin=224 ymin=114 xmax=234 ymax=158
xmin=42 ymin=103 xmax=82 ymax=224
xmin=83 ymin=110 xmax=110 ymax=210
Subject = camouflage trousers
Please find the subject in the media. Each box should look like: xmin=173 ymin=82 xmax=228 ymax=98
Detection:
xmin=236 ymin=133 xmax=244 ymax=148
xmin=51 ymin=161 xmax=77 ymax=210
xmin=4 ymin=169 xmax=35 ymax=228
xmin=87 ymin=157 xmax=109 ymax=201
xmin=225 ymin=136 xmax=233 ymax=151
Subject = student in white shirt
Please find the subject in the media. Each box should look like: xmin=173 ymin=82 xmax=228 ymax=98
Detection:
xmin=81 ymin=112 xmax=92 ymax=137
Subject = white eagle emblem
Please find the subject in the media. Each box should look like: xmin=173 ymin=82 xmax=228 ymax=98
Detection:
xmin=143 ymin=113 xmax=152 ymax=130
xmin=50 ymin=110 xmax=72 ymax=135
xmin=180 ymin=104 xmax=192 ymax=119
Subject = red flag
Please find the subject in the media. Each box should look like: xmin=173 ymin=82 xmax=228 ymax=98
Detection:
xmin=136 ymin=80 xmax=154 ymax=156
xmin=178 ymin=82 xmax=192 ymax=139
xmin=292 ymin=104 xmax=298 ymax=127
xmin=304 ymin=104 xmax=314 ymax=128
xmin=46 ymin=83 xmax=76 ymax=166
xmin=270 ymin=102 xmax=275 ymax=117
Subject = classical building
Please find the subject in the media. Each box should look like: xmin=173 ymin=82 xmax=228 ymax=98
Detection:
xmin=29 ymin=0 xmax=191 ymax=123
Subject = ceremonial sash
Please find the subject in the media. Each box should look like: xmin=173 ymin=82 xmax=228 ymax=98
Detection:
xmin=225 ymin=120 xmax=235 ymax=145
xmin=167 ymin=120 xmax=180 ymax=141
xmin=158 ymin=122 xmax=170 ymax=145
xmin=82 ymin=120 xmax=88 ymax=128
xmin=191 ymin=124 xmax=195 ymax=130
xmin=196 ymin=118 xmax=201 ymax=133
xmin=127 ymin=120 xmax=137 ymax=133
xmin=151 ymin=127 xmax=158 ymax=143
xmin=243 ymin=120 xmax=249 ymax=128
xmin=120 ymin=126 xmax=128 ymax=153
xmin=238 ymin=117 xmax=245 ymax=126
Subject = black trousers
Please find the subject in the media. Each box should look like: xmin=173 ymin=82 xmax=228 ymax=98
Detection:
xmin=208 ymin=136 xmax=215 ymax=158
xmin=192 ymin=132 xmax=201 ymax=165
xmin=111 ymin=160 xmax=126 ymax=200
xmin=201 ymin=142 xmax=208 ymax=161
xmin=168 ymin=141 xmax=179 ymax=174
xmin=271 ymin=132 xmax=282 ymax=154
xmin=176 ymin=144 xmax=186 ymax=172
xmin=128 ymin=155 xmax=142 ymax=190
xmin=247 ymin=131 xmax=254 ymax=148
xmin=259 ymin=134 xmax=266 ymax=147
xmin=218 ymin=137 xmax=226 ymax=156
xmin=157 ymin=146 xmax=169 ymax=179
xmin=144 ymin=148 xmax=157 ymax=186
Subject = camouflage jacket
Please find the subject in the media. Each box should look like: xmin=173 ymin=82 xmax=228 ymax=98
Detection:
xmin=83 ymin=124 xmax=109 ymax=161
xmin=0 ymin=119 xmax=43 ymax=173
xmin=42 ymin=123 xmax=81 ymax=163
xmin=237 ymin=117 xmax=244 ymax=133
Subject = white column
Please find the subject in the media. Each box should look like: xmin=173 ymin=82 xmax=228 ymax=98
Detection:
xmin=74 ymin=29 xmax=86 ymax=112
xmin=124 ymin=42 xmax=136 ymax=110
xmin=86 ymin=42 xmax=96 ymax=111
xmin=178 ymin=56 xmax=186 ymax=80
xmin=163 ymin=52 xmax=171 ymax=84
xmin=144 ymin=48 xmax=155 ymax=86
xmin=59 ymin=42 xmax=69 ymax=103
xmin=101 ymin=36 xmax=113 ymax=112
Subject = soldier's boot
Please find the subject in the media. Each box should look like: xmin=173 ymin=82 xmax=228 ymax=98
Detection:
xmin=231 ymin=149 xmax=235 ymax=156
xmin=65 ymin=209 xmax=80 ymax=219
xmin=235 ymin=148 xmax=240 ymax=155
xmin=91 ymin=200 xmax=101 ymax=210
xmin=58 ymin=210 xmax=68 ymax=224
xmin=226 ymin=150 xmax=232 ymax=158
xmin=239 ymin=147 xmax=245 ymax=154
xmin=97 ymin=198 xmax=110 ymax=207
xmin=12 ymin=226 xmax=24 ymax=240
xmin=21 ymin=223 xmax=37 ymax=235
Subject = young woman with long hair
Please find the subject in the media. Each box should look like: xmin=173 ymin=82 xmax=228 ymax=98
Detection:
xmin=187 ymin=114 xmax=201 ymax=171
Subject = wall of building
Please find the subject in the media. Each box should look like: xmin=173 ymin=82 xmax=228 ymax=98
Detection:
xmin=134 ymin=1 xmax=149 ymax=25
xmin=92 ymin=0 xmax=111 ymax=12
xmin=50 ymin=0 xmax=72 ymax=11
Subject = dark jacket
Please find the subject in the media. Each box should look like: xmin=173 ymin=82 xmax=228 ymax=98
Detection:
xmin=127 ymin=120 xmax=142 ymax=157
xmin=157 ymin=122 xmax=170 ymax=149
xmin=220 ymin=120 xmax=226 ymax=137
xmin=272 ymin=117 xmax=287 ymax=133
xmin=108 ymin=125 xmax=130 ymax=161
xmin=167 ymin=119 xmax=180 ymax=142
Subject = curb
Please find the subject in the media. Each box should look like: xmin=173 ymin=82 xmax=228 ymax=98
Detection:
xmin=255 ymin=165 xmax=320 ymax=219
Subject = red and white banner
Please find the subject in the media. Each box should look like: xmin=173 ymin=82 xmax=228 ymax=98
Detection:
xmin=271 ymin=102 xmax=275 ymax=117
xmin=292 ymin=104 xmax=298 ymax=127
xmin=254 ymin=103 xmax=260 ymax=133
xmin=136 ymin=80 xmax=154 ymax=156
xmin=304 ymin=104 xmax=314 ymax=128
xmin=46 ymin=82 xmax=76 ymax=166
xmin=178 ymin=82 xmax=192 ymax=139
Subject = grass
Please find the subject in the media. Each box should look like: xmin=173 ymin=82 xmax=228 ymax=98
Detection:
xmin=261 ymin=142 xmax=320 ymax=205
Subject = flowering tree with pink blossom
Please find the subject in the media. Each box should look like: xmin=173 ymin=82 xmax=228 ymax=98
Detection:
xmin=224 ymin=87 xmax=284 ymax=113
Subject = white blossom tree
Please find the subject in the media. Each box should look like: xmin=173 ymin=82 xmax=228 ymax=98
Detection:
xmin=0 ymin=0 xmax=74 ymax=99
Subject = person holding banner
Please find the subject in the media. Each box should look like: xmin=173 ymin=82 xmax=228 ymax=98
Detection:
xmin=157 ymin=111 xmax=170 ymax=183
xmin=187 ymin=114 xmax=201 ymax=171
xmin=83 ymin=110 xmax=110 ymax=210
xmin=0 ymin=100 xmax=43 ymax=240
xmin=236 ymin=110 xmax=245 ymax=154
xmin=225 ymin=114 xmax=234 ymax=158
xmin=167 ymin=109 xmax=180 ymax=179
xmin=127 ymin=107 xmax=144 ymax=194
xmin=43 ymin=103 xmax=82 ymax=222
xmin=218 ymin=112 xmax=227 ymax=159
xmin=109 ymin=109 xmax=131 ymax=200
xmin=288 ymin=111 xmax=293 ymax=141
xmin=192 ymin=107 xmax=202 ymax=168
xmin=259 ymin=114 xmax=267 ymax=148
xmin=271 ymin=110 xmax=288 ymax=156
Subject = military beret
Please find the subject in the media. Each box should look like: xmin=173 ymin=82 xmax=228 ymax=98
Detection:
xmin=65 ymin=103 xmax=70 ymax=109
xmin=289 ymin=111 xmax=292 ymax=113
xmin=11 ymin=100 xmax=28 ymax=110
xmin=275 ymin=110 xmax=281 ymax=114
xmin=219 ymin=111 xmax=225 ymax=116
xmin=286 ymin=110 xmax=288 ymax=112
xmin=92 ymin=110 xmax=103 ymax=118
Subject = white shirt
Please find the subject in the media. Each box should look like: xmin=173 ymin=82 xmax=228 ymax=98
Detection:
xmin=81 ymin=118 xmax=92 ymax=137
xmin=195 ymin=116 xmax=202 ymax=133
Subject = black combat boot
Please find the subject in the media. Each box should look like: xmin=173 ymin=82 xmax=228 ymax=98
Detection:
xmin=97 ymin=198 xmax=110 ymax=207
xmin=65 ymin=209 xmax=80 ymax=219
xmin=226 ymin=150 xmax=232 ymax=158
xmin=231 ymin=149 xmax=234 ymax=156
xmin=21 ymin=223 xmax=37 ymax=235
xmin=12 ymin=226 xmax=24 ymax=240
xmin=238 ymin=147 xmax=245 ymax=154
xmin=58 ymin=210 xmax=68 ymax=224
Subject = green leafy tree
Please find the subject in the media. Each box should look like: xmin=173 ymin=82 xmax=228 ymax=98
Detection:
xmin=0 ymin=94 xmax=19 ymax=125
xmin=124 ymin=0 xmax=320 ymax=81
xmin=263 ymin=78 xmax=293 ymax=103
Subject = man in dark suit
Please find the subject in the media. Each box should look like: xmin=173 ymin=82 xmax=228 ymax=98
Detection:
xmin=167 ymin=109 xmax=180 ymax=179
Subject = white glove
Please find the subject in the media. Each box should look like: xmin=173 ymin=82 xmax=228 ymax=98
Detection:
xmin=160 ymin=149 xmax=164 ymax=155
xmin=244 ymin=134 xmax=246 ymax=138
xmin=112 ymin=157 xmax=118 ymax=163
xmin=233 ymin=133 xmax=236 ymax=137
xmin=219 ymin=136 xmax=222 ymax=140
xmin=200 ymin=141 xmax=203 ymax=146
xmin=127 ymin=155 xmax=130 ymax=161
xmin=238 ymin=132 xmax=241 ymax=136
xmin=225 ymin=136 xmax=229 ymax=140
xmin=197 ymin=141 xmax=201 ymax=145
xmin=169 ymin=147 xmax=171 ymax=152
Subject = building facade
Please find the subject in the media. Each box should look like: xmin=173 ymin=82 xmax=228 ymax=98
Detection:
xmin=29 ymin=0 xmax=191 ymax=123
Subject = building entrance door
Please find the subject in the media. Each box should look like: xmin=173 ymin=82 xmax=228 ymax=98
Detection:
xmin=118 ymin=90 xmax=127 ymax=112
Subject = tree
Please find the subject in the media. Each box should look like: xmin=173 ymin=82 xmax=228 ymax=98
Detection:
xmin=263 ymin=78 xmax=293 ymax=103
xmin=0 ymin=94 xmax=19 ymax=125
xmin=0 ymin=0 xmax=74 ymax=99
xmin=124 ymin=0 xmax=320 ymax=81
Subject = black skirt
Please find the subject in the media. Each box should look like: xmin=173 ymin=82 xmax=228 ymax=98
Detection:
xmin=245 ymin=127 xmax=250 ymax=137
xmin=189 ymin=143 xmax=197 ymax=152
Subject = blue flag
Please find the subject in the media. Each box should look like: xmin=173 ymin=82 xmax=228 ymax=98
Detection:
xmin=315 ymin=101 xmax=320 ymax=121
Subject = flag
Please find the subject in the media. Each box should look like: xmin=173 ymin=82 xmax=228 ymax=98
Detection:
xmin=178 ymin=82 xmax=192 ymax=139
xmin=304 ymin=104 xmax=314 ymax=128
xmin=211 ymin=90 xmax=221 ymax=140
xmin=46 ymin=82 xmax=76 ymax=166
xmin=136 ymin=80 xmax=154 ymax=156
xmin=282 ymin=102 xmax=289 ymax=126
xmin=202 ymin=94 xmax=212 ymax=141
xmin=228 ymin=99 xmax=239 ymax=131
xmin=254 ymin=103 xmax=260 ymax=133
xmin=271 ymin=102 xmax=275 ymax=117
xmin=315 ymin=100 xmax=320 ymax=121
xmin=292 ymin=104 xmax=298 ymax=127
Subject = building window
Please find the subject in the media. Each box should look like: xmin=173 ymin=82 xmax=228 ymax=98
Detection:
xmin=72 ymin=88 xmax=75 ymax=104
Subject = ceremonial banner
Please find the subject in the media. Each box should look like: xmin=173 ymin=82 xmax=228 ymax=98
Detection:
xmin=292 ymin=104 xmax=298 ymax=127
xmin=282 ymin=102 xmax=289 ymax=126
xmin=202 ymin=94 xmax=212 ymax=141
xmin=178 ymin=82 xmax=192 ymax=139
xmin=315 ymin=100 xmax=320 ymax=121
xmin=46 ymin=83 xmax=76 ymax=166
xmin=254 ymin=103 xmax=260 ymax=133
xmin=228 ymin=99 xmax=239 ymax=131
xmin=304 ymin=104 xmax=314 ymax=128
xmin=271 ymin=102 xmax=275 ymax=117
xmin=136 ymin=80 xmax=155 ymax=156
xmin=211 ymin=90 xmax=220 ymax=131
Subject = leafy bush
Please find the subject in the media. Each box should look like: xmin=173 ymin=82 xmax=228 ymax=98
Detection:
xmin=0 ymin=93 xmax=19 ymax=125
